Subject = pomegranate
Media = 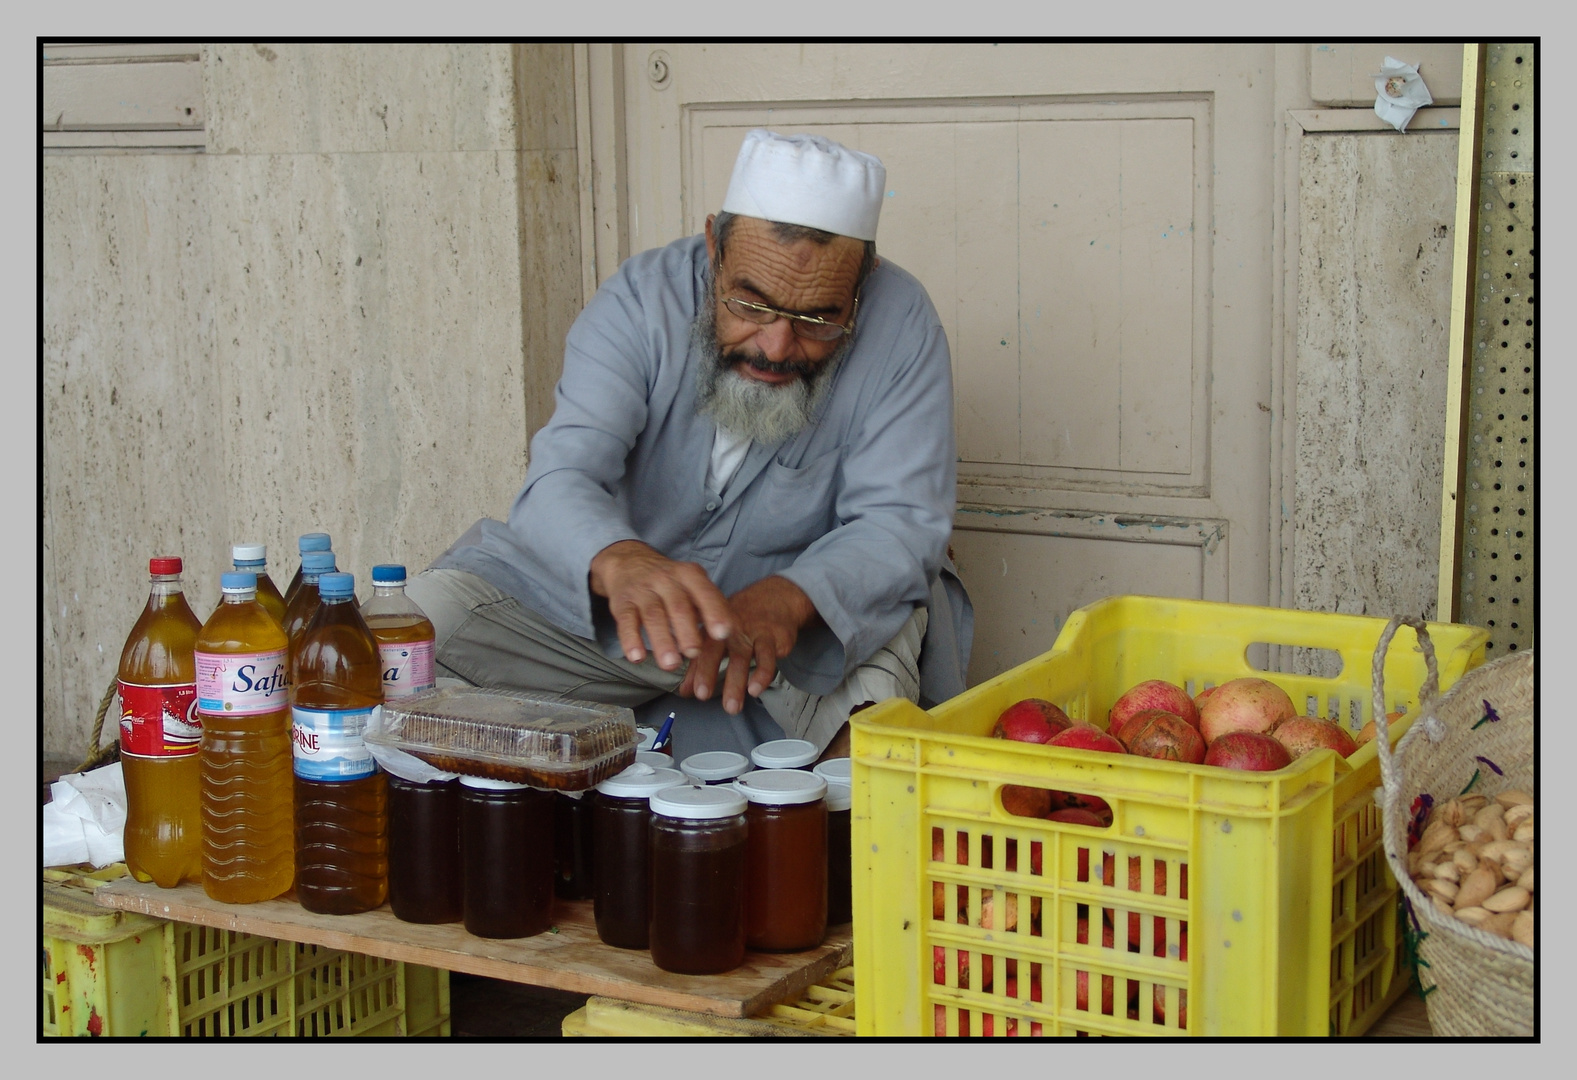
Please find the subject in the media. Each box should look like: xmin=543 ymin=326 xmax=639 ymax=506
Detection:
xmin=1047 ymin=790 xmax=1112 ymax=823
xmin=1197 ymin=677 xmax=1297 ymax=742
xmin=1272 ymin=716 xmax=1357 ymax=760
xmin=1047 ymin=723 xmax=1126 ymax=755
xmin=993 ymin=698 xmax=1072 ymax=743
xmin=1203 ymin=730 xmax=1292 ymax=772
xmin=1109 ymin=678 xmax=1200 ymax=734
xmin=1193 ymin=684 xmax=1217 ymax=712
xmin=1047 ymin=807 xmax=1108 ymax=827
xmin=1119 ymin=710 xmax=1207 ymax=763
xmin=1001 ymin=784 xmax=1052 ymax=818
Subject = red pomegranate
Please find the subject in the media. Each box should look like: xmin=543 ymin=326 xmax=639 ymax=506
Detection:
xmin=1198 ymin=677 xmax=1298 ymax=743
xmin=993 ymin=697 xmax=1073 ymax=743
xmin=1048 ymin=723 xmax=1126 ymax=755
xmin=1122 ymin=710 xmax=1207 ymax=764
xmin=1203 ymin=730 xmax=1293 ymax=772
xmin=1272 ymin=716 xmax=1358 ymax=760
xmin=1109 ymin=679 xmax=1200 ymax=734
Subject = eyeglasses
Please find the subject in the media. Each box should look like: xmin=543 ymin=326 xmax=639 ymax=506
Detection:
xmin=721 ymin=294 xmax=859 ymax=342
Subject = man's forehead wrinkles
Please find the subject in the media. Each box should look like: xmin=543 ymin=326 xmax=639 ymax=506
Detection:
xmin=729 ymin=274 xmax=845 ymax=317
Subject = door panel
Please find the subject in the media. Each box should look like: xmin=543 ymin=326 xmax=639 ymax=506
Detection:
xmin=605 ymin=44 xmax=1277 ymax=685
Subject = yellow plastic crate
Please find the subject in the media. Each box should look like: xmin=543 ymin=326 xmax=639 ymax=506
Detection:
xmin=850 ymin=596 xmax=1487 ymax=1038
xmin=42 ymin=867 xmax=450 ymax=1038
xmin=562 ymin=967 xmax=856 ymax=1037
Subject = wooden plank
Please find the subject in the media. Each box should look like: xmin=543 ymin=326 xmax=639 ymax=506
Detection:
xmin=94 ymin=878 xmax=851 ymax=1018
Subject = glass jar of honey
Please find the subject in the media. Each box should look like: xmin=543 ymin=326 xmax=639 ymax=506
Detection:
xmin=678 ymin=750 xmax=752 ymax=787
xmin=735 ymin=769 xmax=828 ymax=952
xmin=459 ymin=776 xmax=554 ymax=939
xmin=387 ymin=773 xmax=463 ymax=924
xmin=591 ymin=764 xmax=687 ymax=949
xmin=749 ymin=738 xmax=818 ymax=771
xmin=647 ymin=785 xmax=749 ymax=974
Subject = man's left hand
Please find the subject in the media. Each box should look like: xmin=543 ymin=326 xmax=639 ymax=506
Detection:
xmin=678 ymin=576 xmax=819 ymax=714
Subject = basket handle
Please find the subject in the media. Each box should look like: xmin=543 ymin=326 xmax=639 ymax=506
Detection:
xmin=1372 ymin=616 xmax=1438 ymax=877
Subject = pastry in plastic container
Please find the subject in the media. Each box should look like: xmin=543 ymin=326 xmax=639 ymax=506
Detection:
xmin=369 ymin=686 xmax=638 ymax=791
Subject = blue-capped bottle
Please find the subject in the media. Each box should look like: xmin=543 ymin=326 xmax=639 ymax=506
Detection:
xmin=284 ymin=532 xmax=332 ymax=610
xmin=361 ymin=564 xmax=436 ymax=700
xmin=290 ymin=571 xmax=388 ymax=915
xmin=282 ymin=550 xmax=337 ymax=660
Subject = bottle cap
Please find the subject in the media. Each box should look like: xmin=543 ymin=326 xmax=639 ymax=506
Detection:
xmin=459 ymin=775 xmax=531 ymax=791
xmin=220 ymin=571 xmax=258 ymax=593
xmin=734 ymin=768 xmax=827 ymax=806
xmin=812 ymin=757 xmax=852 ymax=785
xmin=149 ymin=556 xmax=183 ymax=575
xmin=824 ymin=781 xmax=852 ymax=812
xmin=301 ymin=551 xmax=337 ymax=574
xmin=319 ymin=572 xmax=355 ymax=599
xmin=597 ymin=764 xmax=688 ymax=798
xmin=372 ymin=564 xmax=408 ymax=585
xmin=749 ymin=738 xmax=818 ymax=770
xmin=298 ymin=532 xmax=332 ymax=553
xmin=678 ymin=751 xmax=752 ymax=783
xmin=649 ymin=784 xmax=747 ymax=820
xmin=232 ymin=543 xmax=266 ymax=564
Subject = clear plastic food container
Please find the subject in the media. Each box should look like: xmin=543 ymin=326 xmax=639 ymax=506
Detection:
xmin=369 ymin=686 xmax=638 ymax=791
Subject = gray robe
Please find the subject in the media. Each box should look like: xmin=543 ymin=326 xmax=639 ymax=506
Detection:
xmin=435 ymin=233 xmax=969 ymax=697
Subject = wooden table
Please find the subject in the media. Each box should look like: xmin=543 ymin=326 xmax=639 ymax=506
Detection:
xmin=94 ymin=878 xmax=851 ymax=1019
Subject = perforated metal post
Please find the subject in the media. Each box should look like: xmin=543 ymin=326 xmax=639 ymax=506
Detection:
xmin=1441 ymin=43 xmax=1535 ymax=657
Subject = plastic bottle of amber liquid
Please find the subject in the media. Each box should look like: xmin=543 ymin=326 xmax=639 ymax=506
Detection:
xmin=283 ymin=532 xmax=332 ymax=610
xmin=232 ymin=543 xmax=287 ymax=627
xmin=361 ymin=564 xmax=436 ymax=700
xmin=291 ymin=571 xmax=388 ymax=915
xmin=197 ymin=572 xmax=295 ymax=903
xmin=118 ymin=556 xmax=204 ymax=887
xmin=281 ymin=550 xmax=337 ymax=659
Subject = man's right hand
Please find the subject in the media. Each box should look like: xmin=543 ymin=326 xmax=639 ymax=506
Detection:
xmin=588 ymin=540 xmax=735 ymax=671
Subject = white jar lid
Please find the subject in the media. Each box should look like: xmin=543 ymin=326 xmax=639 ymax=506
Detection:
xmin=650 ymin=784 xmax=747 ymax=820
xmin=597 ymin=764 xmax=688 ymax=799
xmin=637 ymin=726 xmax=659 ymax=750
xmin=750 ymin=738 xmax=818 ymax=769
xmin=459 ymin=775 xmax=530 ymax=791
xmin=635 ymin=750 xmax=674 ymax=769
xmin=824 ymin=781 xmax=852 ymax=812
xmin=735 ymin=769 xmax=827 ymax=806
xmin=679 ymin=750 xmax=752 ymax=782
xmin=812 ymin=757 xmax=852 ymax=785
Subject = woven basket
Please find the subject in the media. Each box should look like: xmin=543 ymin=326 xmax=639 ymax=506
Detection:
xmin=1373 ymin=617 xmax=1534 ymax=1037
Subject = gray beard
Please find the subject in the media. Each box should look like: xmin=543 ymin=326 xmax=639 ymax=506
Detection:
xmin=692 ymin=293 xmax=849 ymax=446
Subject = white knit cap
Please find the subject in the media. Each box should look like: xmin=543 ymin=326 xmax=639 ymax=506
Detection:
xmin=721 ymin=130 xmax=886 ymax=241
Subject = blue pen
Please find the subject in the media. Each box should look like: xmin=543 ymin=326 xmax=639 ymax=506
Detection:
xmin=651 ymin=711 xmax=677 ymax=753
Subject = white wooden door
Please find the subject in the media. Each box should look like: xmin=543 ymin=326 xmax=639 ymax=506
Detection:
xmin=588 ymin=43 xmax=1282 ymax=684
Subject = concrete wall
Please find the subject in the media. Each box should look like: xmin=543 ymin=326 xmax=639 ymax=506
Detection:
xmin=41 ymin=43 xmax=1464 ymax=756
xmin=42 ymin=44 xmax=582 ymax=758
xmin=1294 ymin=131 xmax=1458 ymax=643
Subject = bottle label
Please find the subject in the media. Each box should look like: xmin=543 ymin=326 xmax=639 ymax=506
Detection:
xmin=378 ymin=640 xmax=436 ymax=699
xmin=195 ymin=649 xmax=289 ymax=715
xmin=118 ymin=681 xmax=201 ymax=758
xmin=292 ymin=705 xmax=379 ymax=781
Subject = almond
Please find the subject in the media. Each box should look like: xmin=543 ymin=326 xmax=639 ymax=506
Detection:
xmin=1431 ymin=894 xmax=1455 ymax=917
xmin=1477 ymin=838 xmax=1517 ymax=863
xmin=1455 ymin=865 xmax=1499 ymax=910
xmin=1484 ymin=886 xmax=1530 ymax=913
xmin=1494 ymin=789 xmax=1532 ymax=809
xmin=1512 ymin=910 xmax=1534 ymax=947
xmin=1453 ymin=848 xmax=1481 ymax=874
xmin=1422 ymin=878 xmax=1459 ymax=903
xmin=1513 ymin=822 xmax=1533 ymax=842
xmin=1458 ymin=823 xmax=1486 ymax=844
xmin=1461 ymin=794 xmax=1489 ymax=810
xmin=1439 ymin=799 xmax=1467 ymax=827
xmin=1420 ymin=820 xmax=1458 ymax=853
xmin=1453 ymin=905 xmax=1493 ymax=927
xmin=1503 ymin=804 xmax=1533 ymax=829
xmin=1499 ymin=845 xmax=1532 ymax=878
xmin=1516 ymin=866 xmax=1534 ymax=892
xmin=1432 ymin=861 xmax=1461 ymax=883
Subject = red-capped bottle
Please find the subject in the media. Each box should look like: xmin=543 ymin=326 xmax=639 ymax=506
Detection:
xmin=118 ymin=556 xmax=204 ymax=887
